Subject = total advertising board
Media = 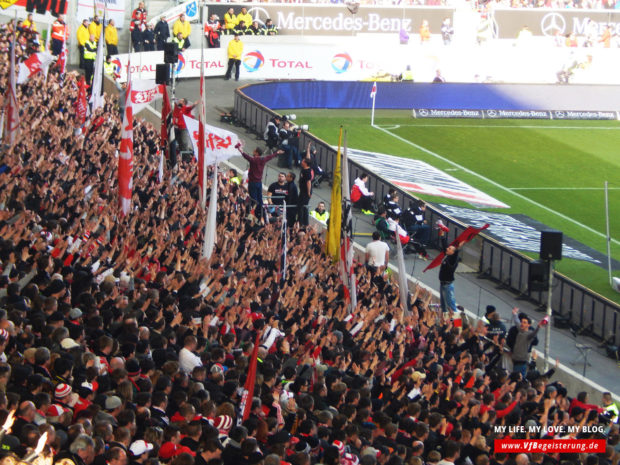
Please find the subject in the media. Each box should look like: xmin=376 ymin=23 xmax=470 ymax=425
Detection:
xmin=493 ymin=8 xmax=620 ymax=39
xmin=112 ymin=38 xmax=620 ymax=84
xmin=204 ymin=3 xmax=453 ymax=36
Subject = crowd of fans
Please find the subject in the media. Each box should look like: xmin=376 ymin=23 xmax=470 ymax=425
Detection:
xmin=1 ymin=16 xmax=620 ymax=465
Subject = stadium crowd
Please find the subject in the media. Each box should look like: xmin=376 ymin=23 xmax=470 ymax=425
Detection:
xmin=1 ymin=16 xmax=620 ymax=465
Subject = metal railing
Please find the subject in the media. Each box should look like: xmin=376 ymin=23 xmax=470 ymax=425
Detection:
xmin=233 ymin=83 xmax=620 ymax=347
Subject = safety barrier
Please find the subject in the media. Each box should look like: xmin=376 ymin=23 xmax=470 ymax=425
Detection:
xmin=234 ymin=83 xmax=620 ymax=347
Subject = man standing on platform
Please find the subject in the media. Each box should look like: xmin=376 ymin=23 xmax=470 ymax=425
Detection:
xmin=224 ymin=34 xmax=243 ymax=81
xmin=437 ymin=223 xmax=464 ymax=317
xmin=236 ymin=144 xmax=280 ymax=221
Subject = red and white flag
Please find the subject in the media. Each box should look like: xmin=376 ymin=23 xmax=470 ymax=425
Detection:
xmin=130 ymin=79 xmax=165 ymax=114
xmin=183 ymin=116 xmax=240 ymax=164
xmin=423 ymin=224 xmax=490 ymax=272
xmin=198 ymin=50 xmax=206 ymax=207
xmin=75 ymin=76 xmax=89 ymax=126
xmin=17 ymin=52 xmax=54 ymax=84
xmin=4 ymin=32 xmax=19 ymax=145
xmin=118 ymin=65 xmax=134 ymax=216
xmin=370 ymin=82 xmax=377 ymax=99
xmin=57 ymin=41 xmax=67 ymax=82
xmin=238 ymin=331 xmax=261 ymax=424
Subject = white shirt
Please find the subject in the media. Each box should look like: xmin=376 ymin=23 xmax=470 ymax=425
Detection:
xmin=354 ymin=177 xmax=371 ymax=196
xmin=179 ymin=347 xmax=202 ymax=373
xmin=366 ymin=240 xmax=390 ymax=267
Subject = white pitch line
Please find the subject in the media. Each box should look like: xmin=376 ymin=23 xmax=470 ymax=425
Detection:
xmin=376 ymin=123 xmax=620 ymax=130
xmin=374 ymin=125 xmax=620 ymax=247
xmin=511 ymin=187 xmax=620 ymax=191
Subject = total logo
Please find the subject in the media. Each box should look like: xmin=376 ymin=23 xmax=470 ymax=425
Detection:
xmin=331 ymin=52 xmax=352 ymax=74
xmin=243 ymin=50 xmax=265 ymax=72
xmin=111 ymin=58 xmax=122 ymax=75
xmin=175 ymin=53 xmax=185 ymax=75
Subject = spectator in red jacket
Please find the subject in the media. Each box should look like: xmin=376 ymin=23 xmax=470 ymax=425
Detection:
xmin=172 ymin=98 xmax=197 ymax=154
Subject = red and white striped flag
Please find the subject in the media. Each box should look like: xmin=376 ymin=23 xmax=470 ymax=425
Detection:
xmin=370 ymin=82 xmax=377 ymax=99
xmin=118 ymin=64 xmax=134 ymax=215
xmin=17 ymin=52 xmax=54 ymax=84
xmin=4 ymin=31 xmax=19 ymax=145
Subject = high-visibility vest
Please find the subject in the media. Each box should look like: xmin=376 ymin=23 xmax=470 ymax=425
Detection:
xmin=310 ymin=210 xmax=329 ymax=223
xmin=172 ymin=36 xmax=185 ymax=50
xmin=51 ymin=20 xmax=66 ymax=41
xmin=83 ymin=41 xmax=97 ymax=60
xmin=104 ymin=61 xmax=115 ymax=75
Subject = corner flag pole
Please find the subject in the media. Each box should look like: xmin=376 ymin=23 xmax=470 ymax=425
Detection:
xmin=370 ymin=82 xmax=377 ymax=127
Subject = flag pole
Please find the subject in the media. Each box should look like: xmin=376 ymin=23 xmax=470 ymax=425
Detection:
xmin=371 ymin=93 xmax=376 ymax=126
xmin=200 ymin=3 xmax=207 ymax=208
xmin=605 ymin=180 xmax=612 ymax=286
xmin=370 ymin=82 xmax=377 ymax=127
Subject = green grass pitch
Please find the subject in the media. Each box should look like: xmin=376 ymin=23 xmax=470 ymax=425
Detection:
xmin=283 ymin=109 xmax=620 ymax=303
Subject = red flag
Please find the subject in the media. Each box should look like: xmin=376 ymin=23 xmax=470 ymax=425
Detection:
xmin=4 ymin=31 xmax=19 ymax=145
xmin=17 ymin=53 xmax=54 ymax=84
xmin=75 ymin=76 xmax=89 ymax=126
xmin=57 ymin=40 xmax=67 ymax=81
xmin=239 ymin=331 xmax=261 ymax=423
xmin=370 ymin=82 xmax=377 ymax=99
xmin=423 ymin=224 xmax=489 ymax=272
xmin=118 ymin=65 xmax=134 ymax=215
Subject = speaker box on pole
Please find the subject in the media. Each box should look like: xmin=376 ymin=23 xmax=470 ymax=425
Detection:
xmin=155 ymin=64 xmax=170 ymax=85
xmin=540 ymin=230 xmax=563 ymax=261
xmin=528 ymin=260 xmax=548 ymax=292
xmin=164 ymin=42 xmax=178 ymax=64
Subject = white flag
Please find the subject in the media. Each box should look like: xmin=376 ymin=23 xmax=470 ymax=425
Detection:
xmin=370 ymin=82 xmax=377 ymax=99
xmin=17 ymin=52 xmax=54 ymax=84
xmin=129 ymin=79 xmax=165 ymax=114
xmin=202 ymin=163 xmax=218 ymax=259
xmin=89 ymin=23 xmax=106 ymax=111
xmin=183 ymin=115 xmax=240 ymax=164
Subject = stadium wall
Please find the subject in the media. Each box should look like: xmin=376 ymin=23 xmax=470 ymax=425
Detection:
xmin=242 ymin=80 xmax=620 ymax=112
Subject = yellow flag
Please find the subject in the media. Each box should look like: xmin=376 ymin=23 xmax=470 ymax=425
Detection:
xmin=326 ymin=127 xmax=343 ymax=262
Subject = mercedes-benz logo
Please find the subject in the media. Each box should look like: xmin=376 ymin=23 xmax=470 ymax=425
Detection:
xmin=540 ymin=13 xmax=566 ymax=37
xmin=247 ymin=7 xmax=272 ymax=27
xmin=555 ymin=111 xmax=566 ymax=119
xmin=487 ymin=110 xmax=497 ymax=117
xmin=419 ymin=109 xmax=428 ymax=116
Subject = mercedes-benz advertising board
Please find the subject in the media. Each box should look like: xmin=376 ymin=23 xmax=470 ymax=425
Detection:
xmin=205 ymin=3 xmax=454 ymax=36
xmin=493 ymin=8 xmax=620 ymax=38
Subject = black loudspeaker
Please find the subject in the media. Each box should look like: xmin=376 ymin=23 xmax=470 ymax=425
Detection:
xmin=528 ymin=260 xmax=548 ymax=292
xmin=155 ymin=64 xmax=170 ymax=85
xmin=164 ymin=42 xmax=178 ymax=64
xmin=540 ymin=230 xmax=563 ymax=261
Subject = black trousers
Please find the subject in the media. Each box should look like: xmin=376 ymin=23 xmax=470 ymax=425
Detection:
xmin=106 ymin=43 xmax=118 ymax=56
xmin=84 ymin=59 xmax=94 ymax=86
xmin=225 ymin=58 xmax=240 ymax=80
xmin=353 ymin=195 xmax=374 ymax=211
